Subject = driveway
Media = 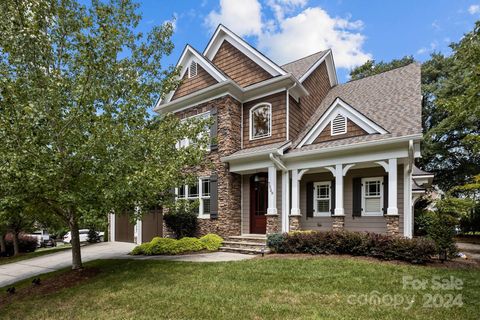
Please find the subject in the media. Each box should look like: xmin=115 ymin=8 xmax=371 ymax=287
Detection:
xmin=0 ymin=242 xmax=135 ymax=288
xmin=0 ymin=242 xmax=256 ymax=287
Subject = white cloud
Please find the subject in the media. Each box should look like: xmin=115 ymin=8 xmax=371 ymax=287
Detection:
xmin=258 ymin=7 xmax=371 ymax=69
xmin=204 ymin=0 xmax=371 ymax=70
xmin=205 ymin=0 xmax=263 ymax=37
xmin=416 ymin=41 xmax=438 ymax=55
xmin=468 ymin=4 xmax=480 ymax=14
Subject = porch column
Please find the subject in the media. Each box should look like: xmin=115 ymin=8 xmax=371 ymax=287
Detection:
xmin=289 ymin=169 xmax=302 ymax=232
xmin=281 ymin=170 xmax=290 ymax=232
xmin=266 ymin=165 xmax=279 ymax=234
xmin=334 ymin=164 xmax=344 ymax=216
xmin=387 ymin=158 xmax=398 ymax=215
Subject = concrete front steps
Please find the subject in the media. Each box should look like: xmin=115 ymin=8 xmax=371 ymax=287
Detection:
xmin=220 ymin=234 xmax=269 ymax=255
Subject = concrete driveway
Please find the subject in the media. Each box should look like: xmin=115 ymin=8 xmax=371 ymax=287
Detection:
xmin=0 ymin=242 xmax=136 ymax=288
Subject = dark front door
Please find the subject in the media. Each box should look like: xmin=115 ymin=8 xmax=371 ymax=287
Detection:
xmin=250 ymin=173 xmax=268 ymax=234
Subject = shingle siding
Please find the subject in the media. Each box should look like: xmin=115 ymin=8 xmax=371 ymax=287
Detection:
xmin=212 ymin=40 xmax=272 ymax=87
xmin=313 ymin=119 xmax=368 ymax=144
xmin=172 ymin=65 xmax=218 ymax=100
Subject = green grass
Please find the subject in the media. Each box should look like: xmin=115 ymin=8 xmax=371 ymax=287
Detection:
xmin=0 ymin=244 xmax=72 ymax=266
xmin=1 ymin=257 xmax=479 ymax=319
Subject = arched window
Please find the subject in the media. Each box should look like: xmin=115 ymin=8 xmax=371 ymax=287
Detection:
xmin=249 ymin=103 xmax=272 ymax=140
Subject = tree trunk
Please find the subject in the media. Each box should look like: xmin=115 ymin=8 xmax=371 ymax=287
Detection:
xmin=0 ymin=233 xmax=6 ymax=255
xmin=12 ymin=232 xmax=20 ymax=256
xmin=68 ymin=213 xmax=83 ymax=270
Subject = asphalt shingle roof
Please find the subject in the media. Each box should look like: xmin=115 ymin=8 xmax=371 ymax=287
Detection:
xmin=281 ymin=50 xmax=329 ymax=79
xmin=293 ymin=63 xmax=422 ymax=148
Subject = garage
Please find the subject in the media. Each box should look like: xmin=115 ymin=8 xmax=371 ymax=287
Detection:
xmin=141 ymin=208 xmax=163 ymax=243
xmin=114 ymin=213 xmax=135 ymax=243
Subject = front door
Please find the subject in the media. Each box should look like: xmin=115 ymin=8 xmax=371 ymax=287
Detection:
xmin=250 ymin=173 xmax=268 ymax=234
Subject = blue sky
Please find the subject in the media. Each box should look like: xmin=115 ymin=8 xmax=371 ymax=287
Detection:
xmin=135 ymin=0 xmax=479 ymax=82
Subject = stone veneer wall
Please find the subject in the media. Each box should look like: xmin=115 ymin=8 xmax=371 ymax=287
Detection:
xmin=165 ymin=95 xmax=243 ymax=238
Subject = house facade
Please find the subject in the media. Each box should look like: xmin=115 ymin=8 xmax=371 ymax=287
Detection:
xmin=110 ymin=25 xmax=432 ymax=244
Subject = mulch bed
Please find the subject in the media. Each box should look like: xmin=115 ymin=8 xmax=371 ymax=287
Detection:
xmin=0 ymin=267 xmax=100 ymax=307
xmin=262 ymin=253 xmax=480 ymax=269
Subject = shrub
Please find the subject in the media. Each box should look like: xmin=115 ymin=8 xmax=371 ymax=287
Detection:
xmin=163 ymin=201 xmax=198 ymax=239
xmin=130 ymin=234 xmax=224 ymax=256
xmin=199 ymin=234 xmax=223 ymax=251
xmin=266 ymin=230 xmax=436 ymax=264
xmin=4 ymin=233 xmax=38 ymax=256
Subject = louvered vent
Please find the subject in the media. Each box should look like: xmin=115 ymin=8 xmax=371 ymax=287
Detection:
xmin=331 ymin=114 xmax=347 ymax=135
xmin=188 ymin=61 xmax=198 ymax=78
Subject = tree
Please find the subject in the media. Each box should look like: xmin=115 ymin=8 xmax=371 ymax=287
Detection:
xmin=349 ymin=56 xmax=414 ymax=81
xmin=0 ymin=0 xmax=209 ymax=269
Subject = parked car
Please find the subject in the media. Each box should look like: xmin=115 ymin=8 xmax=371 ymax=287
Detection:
xmin=63 ymin=229 xmax=104 ymax=243
xmin=28 ymin=230 xmax=56 ymax=248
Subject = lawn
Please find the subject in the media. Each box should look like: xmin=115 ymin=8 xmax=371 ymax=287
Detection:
xmin=1 ymin=256 xmax=479 ymax=319
xmin=0 ymin=244 xmax=72 ymax=266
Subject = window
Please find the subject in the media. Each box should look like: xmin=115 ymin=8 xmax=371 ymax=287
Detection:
xmin=313 ymin=181 xmax=331 ymax=217
xmin=361 ymin=177 xmax=383 ymax=216
xmin=331 ymin=114 xmax=347 ymax=135
xmin=188 ymin=61 xmax=198 ymax=78
xmin=249 ymin=103 xmax=272 ymax=140
xmin=176 ymin=111 xmax=211 ymax=150
xmin=176 ymin=177 xmax=211 ymax=218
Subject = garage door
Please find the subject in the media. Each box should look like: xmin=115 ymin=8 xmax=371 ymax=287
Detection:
xmin=114 ymin=213 xmax=135 ymax=243
xmin=141 ymin=208 xmax=163 ymax=243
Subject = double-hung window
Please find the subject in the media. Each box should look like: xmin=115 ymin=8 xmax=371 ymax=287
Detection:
xmin=176 ymin=111 xmax=211 ymax=151
xmin=313 ymin=181 xmax=331 ymax=217
xmin=361 ymin=177 xmax=383 ymax=216
xmin=176 ymin=177 xmax=211 ymax=218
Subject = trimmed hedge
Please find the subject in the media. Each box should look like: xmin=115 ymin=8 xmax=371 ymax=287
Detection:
xmin=267 ymin=230 xmax=436 ymax=264
xmin=131 ymin=234 xmax=224 ymax=256
xmin=3 ymin=233 xmax=38 ymax=256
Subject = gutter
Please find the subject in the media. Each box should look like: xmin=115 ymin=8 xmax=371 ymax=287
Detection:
xmin=283 ymin=134 xmax=423 ymax=159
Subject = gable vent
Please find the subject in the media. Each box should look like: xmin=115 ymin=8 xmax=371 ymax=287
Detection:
xmin=331 ymin=114 xmax=347 ymax=135
xmin=188 ymin=61 xmax=198 ymax=78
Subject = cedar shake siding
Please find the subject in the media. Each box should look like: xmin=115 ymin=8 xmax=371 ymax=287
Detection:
xmin=299 ymin=166 xmax=404 ymax=235
xmin=212 ymin=40 xmax=272 ymax=87
xmin=289 ymin=95 xmax=302 ymax=140
xmin=172 ymin=65 xmax=218 ymax=100
xmin=313 ymin=119 xmax=369 ymax=144
xmin=298 ymin=61 xmax=331 ymax=123
xmin=243 ymin=92 xmax=287 ymax=149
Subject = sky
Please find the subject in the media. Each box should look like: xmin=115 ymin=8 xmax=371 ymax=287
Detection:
xmin=135 ymin=0 xmax=480 ymax=82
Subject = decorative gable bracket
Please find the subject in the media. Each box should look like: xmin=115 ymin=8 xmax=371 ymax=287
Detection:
xmin=297 ymin=98 xmax=388 ymax=148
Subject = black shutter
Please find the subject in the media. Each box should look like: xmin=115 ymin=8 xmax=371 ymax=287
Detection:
xmin=306 ymin=182 xmax=314 ymax=218
xmin=352 ymin=177 xmax=362 ymax=217
xmin=210 ymin=107 xmax=218 ymax=151
xmin=210 ymin=174 xmax=218 ymax=219
xmin=383 ymin=174 xmax=388 ymax=215
xmin=330 ymin=179 xmax=336 ymax=215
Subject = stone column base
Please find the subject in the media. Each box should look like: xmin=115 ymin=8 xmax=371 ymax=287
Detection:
xmin=332 ymin=215 xmax=345 ymax=231
xmin=289 ymin=215 xmax=301 ymax=232
xmin=266 ymin=214 xmax=280 ymax=234
xmin=385 ymin=215 xmax=400 ymax=237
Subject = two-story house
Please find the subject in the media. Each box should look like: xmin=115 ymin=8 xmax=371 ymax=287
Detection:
xmin=109 ymin=25 xmax=433 ymax=249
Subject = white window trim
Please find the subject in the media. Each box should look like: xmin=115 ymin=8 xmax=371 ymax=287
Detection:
xmin=175 ymin=177 xmax=211 ymax=219
xmin=361 ymin=177 xmax=384 ymax=216
xmin=331 ymin=114 xmax=347 ymax=136
xmin=249 ymin=102 xmax=272 ymax=141
xmin=313 ymin=181 xmax=331 ymax=217
xmin=176 ymin=111 xmax=211 ymax=151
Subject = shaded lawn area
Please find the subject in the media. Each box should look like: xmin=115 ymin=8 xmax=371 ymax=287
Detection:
xmin=0 ymin=244 xmax=72 ymax=266
xmin=1 ymin=257 xmax=479 ymax=319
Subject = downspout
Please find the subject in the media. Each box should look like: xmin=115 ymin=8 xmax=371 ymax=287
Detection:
xmin=240 ymin=103 xmax=244 ymax=149
xmin=407 ymin=140 xmax=414 ymax=173
xmin=269 ymin=153 xmax=287 ymax=172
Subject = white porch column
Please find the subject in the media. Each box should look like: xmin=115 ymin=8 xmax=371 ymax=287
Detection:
xmin=281 ymin=170 xmax=290 ymax=232
xmin=110 ymin=213 xmax=116 ymax=242
xmin=136 ymin=218 xmax=142 ymax=244
xmin=267 ymin=165 xmax=277 ymax=215
xmin=387 ymin=158 xmax=398 ymax=215
xmin=291 ymin=169 xmax=300 ymax=215
xmin=334 ymin=164 xmax=344 ymax=216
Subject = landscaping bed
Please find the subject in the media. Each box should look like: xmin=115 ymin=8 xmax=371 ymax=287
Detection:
xmin=130 ymin=233 xmax=223 ymax=255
